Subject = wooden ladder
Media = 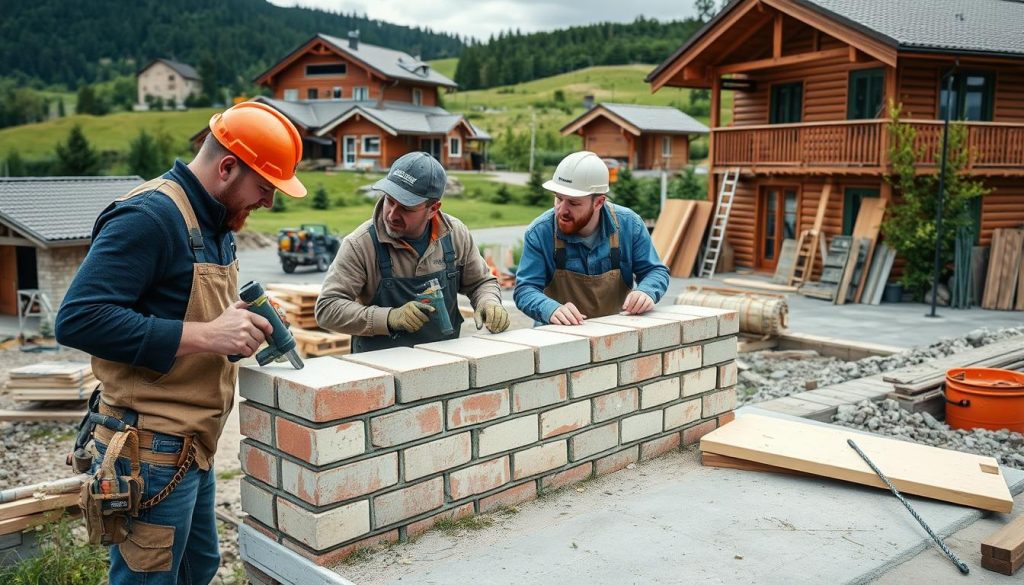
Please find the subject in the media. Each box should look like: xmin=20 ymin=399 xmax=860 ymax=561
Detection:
xmin=788 ymin=180 xmax=833 ymax=286
xmin=698 ymin=168 xmax=740 ymax=279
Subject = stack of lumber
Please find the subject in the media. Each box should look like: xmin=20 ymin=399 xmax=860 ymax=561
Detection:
xmin=860 ymin=243 xmax=896 ymax=305
xmin=651 ymin=199 xmax=714 ymax=278
xmin=883 ymin=337 xmax=1024 ymax=413
xmin=266 ymin=283 xmax=320 ymax=329
xmin=981 ymin=228 xmax=1024 ymax=311
xmin=675 ymin=286 xmax=788 ymax=336
xmin=700 ymin=413 xmax=1013 ymax=513
xmin=788 ymin=181 xmax=832 ymax=286
xmin=981 ymin=513 xmax=1024 ymax=576
xmin=0 ymin=475 xmax=86 ymax=537
xmin=290 ymin=327 xmax=351 ymax=357
xmin=4 ymin=362 xmax=94 ymax=402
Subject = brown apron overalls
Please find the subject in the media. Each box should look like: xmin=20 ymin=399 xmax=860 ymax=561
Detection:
xmin=543 ymin=205 xmax=632 ymax=319
xmin=92 ymin=177 xmax=238 ymax=473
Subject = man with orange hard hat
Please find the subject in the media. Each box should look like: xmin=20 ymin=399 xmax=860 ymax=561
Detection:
xmin=56 ymin=101 xmax=306 ymax=584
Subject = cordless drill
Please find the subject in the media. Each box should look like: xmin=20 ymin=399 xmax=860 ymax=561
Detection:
xmin=229 ymin=281 xmax=304 ymax=369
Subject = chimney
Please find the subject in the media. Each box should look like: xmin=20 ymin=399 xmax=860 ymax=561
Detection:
xmin=583 ymin=94 xmax=595 ymax=110
xmin=348 ymin=30 xmax=360 ymax=50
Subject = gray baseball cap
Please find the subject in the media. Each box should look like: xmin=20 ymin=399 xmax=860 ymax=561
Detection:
xmin=372 ymin=152 xmax=447 ymax=206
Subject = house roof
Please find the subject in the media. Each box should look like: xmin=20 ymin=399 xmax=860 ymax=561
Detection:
xmin=139 ymin=58 xmax=200 ymax=80
xmin=647 ymin=0 xmax=1024 ymax=84
xmin=0 ymin=176 xmax=144 ymax=248
xmin=561 ymin=103 xmax=709 ymax=136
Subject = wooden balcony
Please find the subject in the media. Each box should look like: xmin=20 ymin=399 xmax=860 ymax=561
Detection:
xmin=712 ymin=119 xmax=1024 ymax=176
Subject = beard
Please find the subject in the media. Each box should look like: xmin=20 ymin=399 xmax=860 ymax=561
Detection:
xmin=557 ymin=206 xmax=596 ymax=235
xmin=225 ymin=204 xmax=257 ymax=232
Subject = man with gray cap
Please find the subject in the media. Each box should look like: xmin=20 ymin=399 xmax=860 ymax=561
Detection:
xmin=514 ymin=151 xmax=669 ymax=325
xmin=316 ymin=152 xmax=509 ymax=352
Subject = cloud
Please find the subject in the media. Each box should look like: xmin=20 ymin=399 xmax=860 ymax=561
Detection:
xmin=267 ymin=0 xmax=697 ymax=40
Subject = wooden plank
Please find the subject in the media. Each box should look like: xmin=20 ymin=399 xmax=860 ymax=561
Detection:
xmin=983 ymin=230 xmax=1005 ymax=309
xmin=0 ymin=507 xmax=79 ymax=536
xmin=700 ymin=452 xmax=809 ymax=477
xmin=981 ymin=551 xmax=1023 ymax=576
xmin=699 ymin=413 xmax=1014 ymax=513
xmin=1017 ymin=244 xmax=1024 ymax=312
xmin=997 ymin=230 xmax=1023 ymax=310
xmin=852 ymin=198 xmax=887 ymax=303
xmin=0 ymin=407 xmax=86 ymax=422
xmin=720 ymin=278 xmax=797 ymax=293
xmin=834 ymin=238 xmax=862 ymax=306
xmin=0 ymin=493 xmax=79 ymax=522
xmin=663 ymin=202 xmax=696 ymax=269
xmin=772 ymin=239 xmax=798 ymax=284
xmin=669 ymin=201 xmax=714 ymax=278
xmin=651 ymin=199 xmax=689 ymax=264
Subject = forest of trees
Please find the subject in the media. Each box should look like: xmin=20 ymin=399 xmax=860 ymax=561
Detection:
xmin=0 ymin=0 xmax=465 ymax=89
xmin=454 ymin=16 xmax=704 ymax=90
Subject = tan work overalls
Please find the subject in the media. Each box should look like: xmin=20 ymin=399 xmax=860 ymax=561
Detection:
xmin=543 ymin=205 xmax=632 ymax=319
xmin=92 ymin=178 xmax=238 ymax=473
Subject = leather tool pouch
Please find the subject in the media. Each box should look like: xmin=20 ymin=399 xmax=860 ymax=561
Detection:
xmin=80 ymin=429 xmax=143 ymax=546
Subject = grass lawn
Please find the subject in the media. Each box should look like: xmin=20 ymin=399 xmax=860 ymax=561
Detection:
xmin=427 ymin=58 xmax=459 ymax=80
xmin=244 ymin=170 xmax=543 ymax=235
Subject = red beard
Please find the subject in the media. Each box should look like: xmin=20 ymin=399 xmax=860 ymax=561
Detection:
xmin=557 ymin=208 xmax=594 ymax=235
xmin=226 ymin=207 xmax=251 ymax=232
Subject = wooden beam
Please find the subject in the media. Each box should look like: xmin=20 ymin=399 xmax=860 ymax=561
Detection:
xmin=773 ymin=13 xmax=783 ymax=58
xmin=715 ymin=12 xmax=776 ymax=67
xmin=761 ymin=0 xmax=897 ymax=67
xmin=718 ymin=47 xmax=848 ymax=74
xmin=848 ymin=46 xmax=857 ymax=62
xmin=812 ymin=29 xmax=820 ymax=51
xmin=0 ymin=236 xmax=34 ymax=246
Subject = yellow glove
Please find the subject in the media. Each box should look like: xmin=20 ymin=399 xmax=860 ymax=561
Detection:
xmin=474 ymin=301 xmax=510 ymax=334
xmin=387 ymin=300 xmax=433 ymax=333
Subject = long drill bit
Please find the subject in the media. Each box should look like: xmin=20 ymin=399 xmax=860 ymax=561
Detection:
xmin=847 ymin=438 xmax=970 ymax=575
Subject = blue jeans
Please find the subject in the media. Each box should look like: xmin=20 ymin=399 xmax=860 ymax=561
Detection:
xmin=95 ymin=433 xmax=220 ymax=585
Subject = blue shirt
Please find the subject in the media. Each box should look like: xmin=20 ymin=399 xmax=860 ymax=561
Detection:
xmin=55 ymin=161 xmax=236 ymax=374
xmin=513 ymin=203 xmax=670 ymax=323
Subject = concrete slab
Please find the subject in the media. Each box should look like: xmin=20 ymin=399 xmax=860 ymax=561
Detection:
xmin=335 ymin=445 xmax=1023 ymax=585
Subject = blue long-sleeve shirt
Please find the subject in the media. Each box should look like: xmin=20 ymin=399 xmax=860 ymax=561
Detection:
xmin=514 ymin=203 xmax=670 ymax=323
xmin=55 ymin=161 xmax=236 ymax=374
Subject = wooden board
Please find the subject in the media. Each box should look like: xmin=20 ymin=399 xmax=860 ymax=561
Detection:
xmin=699 ymin=413 xmax=1014 ymax=513
xmin=834 ymin=238 xmax=862 ymax=306
xmin=0 ymin=507 xmax=79 ymax=536
xmin=651 ymin=200 xmax=689 ymax=264
xmin=981 ymin=510 xmax=1024 ymax=562
xmin=0 ymin=407 xmax=86 ymax=422
xmin=997 ymin=230 xmax=1023 ymax=310
xmin=771 ymin=239 xmax=798 ymax=284
xmin=664 ymin=202 xmax=696 ymax=269
xmin=700 ymin=452 xmax=808 ymax=476
xmin=850 ymin=198 xmax=887 ymax=303
xmin=872 ymin=247 xmax=897 ymax=305
xmin=0 ymin=493 xmax=79 ymax=522
xmin=720 ymin=278 xmax=797 ymax=293
xmin=669 ymin=201 xmax=714 ymax=278
xmin=981 ymin=551 xmax=1023 ymax=576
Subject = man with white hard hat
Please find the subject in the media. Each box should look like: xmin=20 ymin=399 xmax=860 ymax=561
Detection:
xmin=513 ymin=151 xmax=669 ymax=325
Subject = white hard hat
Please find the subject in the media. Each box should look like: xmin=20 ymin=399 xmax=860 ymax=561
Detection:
xmin=543 ymin=151 xmax=609 ymax=197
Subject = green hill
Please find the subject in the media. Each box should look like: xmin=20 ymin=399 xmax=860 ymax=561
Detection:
xmin=427 ymin=58 xmax=459 ymax=81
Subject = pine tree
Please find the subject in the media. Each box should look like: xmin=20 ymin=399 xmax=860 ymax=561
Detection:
xmin=55 ymin=124 xmax=101 ymax=175
xmin=6 ymin=151 xmax=26 ymax=176
xmin=523 ymin=167 xmax=548 ymax=206
xmin=57 ymin=98 xmax=66 ymax=117
xmin=311 ymin=184 xmax=330 ymax=210
xmin=127 ymin=130 xmax=163 ymax=178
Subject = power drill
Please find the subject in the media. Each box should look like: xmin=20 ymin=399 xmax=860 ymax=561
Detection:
xmin=415 ymin=278 xmax=454 ymax=336
xmin=229 ymin=281 xmax=304 ymax=369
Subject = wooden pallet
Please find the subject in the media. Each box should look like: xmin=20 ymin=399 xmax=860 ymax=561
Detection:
xmin=290 ymin=328 xmax=351 ymax=357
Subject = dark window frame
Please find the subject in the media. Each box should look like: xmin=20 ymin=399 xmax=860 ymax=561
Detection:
xmin=305 ymin=63 xmax=348 ymax=77
xmin=770 ymin=82 xmax=803 ymax=124
xmin=848 ymin=68 xmax=885 ymax=120
xmin=939 ymin=70 xmax=994 ymax=122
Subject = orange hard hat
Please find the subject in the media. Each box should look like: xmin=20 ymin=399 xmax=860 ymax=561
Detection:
xmin=209 ymin=101 xmax=307 ymax=198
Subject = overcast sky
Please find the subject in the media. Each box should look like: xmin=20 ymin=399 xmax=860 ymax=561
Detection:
xmin=267 ymin=0 xmax=700 ymax=41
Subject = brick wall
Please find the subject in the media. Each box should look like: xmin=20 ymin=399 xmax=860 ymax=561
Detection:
xmin=237 ymin=305 xmax=738 ymax=565
xmin=36 ymin=246 xmax=87 ymax=320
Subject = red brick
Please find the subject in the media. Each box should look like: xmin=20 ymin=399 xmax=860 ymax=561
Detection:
xmin=275 ymin=417 xmax=365 ymax=465
xmin=682 ymin=420 xmax=718 ymax=446
xmin=447 ymin=389 xmax=509 ymax=429
xmin=541 ymin=462 xmax=593 ymax=491
xmin=593 ymin=388 xmax=638 ymax=423
xmin=281 ymin=454 xmax=398 ymax=506
xmin=281 ymin=530 xmax=399 ymax=567
xmin=240 ymin=442 xmax=278 ymax=487
xmin=718 ymin=411 xmax=736 ymax=426
xmin=594 ymin=446 xmax=638 ymax=476
xmin=478 ymin=481 xmax=537 ymax=513
xmin=618 ymin=354 xmax=663 ymax=385
xmin=405 ymin=503 xmax=475 ymax=539
xmin=448 ymin=456 xmax=510 ymax=500
xmin=640 ymin=433 xmax=681 ymax=461
xmin=372 ymin=477 xmax=445 ymax=528
xmin=370 ymin=402 xmax=443 ymax=448
xmin=239 ymin=402 xmax=273 ymax=446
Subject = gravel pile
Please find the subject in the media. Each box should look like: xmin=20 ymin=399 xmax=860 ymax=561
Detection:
xmin=738 ymin=326 xmax=1024 ymax=405
xmin=833 ymin=398 xmax=1024 ymax=470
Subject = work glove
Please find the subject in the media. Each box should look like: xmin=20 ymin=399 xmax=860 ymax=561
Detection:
xmin=387 ymin=300 xmax=433 ymax=333
xmin=474 ymin=300 xmax=510 ymax=334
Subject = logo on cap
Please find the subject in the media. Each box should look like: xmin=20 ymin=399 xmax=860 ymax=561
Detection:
xmin=557 ymin=176 xmax=573 ymax=184
xmin=393 ymin=169 xmax=418 ymax=186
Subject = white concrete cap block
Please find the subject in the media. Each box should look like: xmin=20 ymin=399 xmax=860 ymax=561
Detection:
xmin=589 ymin=314 xmax=681 ymax=351
xmin=643 ymin=308 xmax=718 ymax=343
xmin=482 ymin=329 xmax=590 ymax=373
xmin=239 ymin=365 xmax=278 ymax=407
xmin=274 ymin=356 xmax=395 ymax=422
xmin=417 ymin=337 xmax=534 ymax=388
xmin=537 ymin=322 xmax=639 ymax=362
xmin=343 ymin=347 xmax=469 ymax=403
xmin=666 ymin=303 xmax=740 ymax=335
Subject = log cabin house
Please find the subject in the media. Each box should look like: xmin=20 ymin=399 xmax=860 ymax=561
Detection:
xmin=196 ymin=32 xmax=490 ymax=171
xmin=560 ymin=103 xmax=708 ymax=171
xmin=647 ymin=0 xmax=1024 ymax=273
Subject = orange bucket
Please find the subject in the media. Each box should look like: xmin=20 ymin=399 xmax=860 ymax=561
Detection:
xmin=944 ymin=368 xmax=1024 ymax=433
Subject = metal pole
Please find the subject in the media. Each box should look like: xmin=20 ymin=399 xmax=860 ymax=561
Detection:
xmin=927 ymin=67 xmax=955 ymax=318
xmin=528 ymin=110 xmax=536 ymax=174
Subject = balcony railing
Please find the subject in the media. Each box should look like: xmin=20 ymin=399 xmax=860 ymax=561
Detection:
xmin=712 ymin=119 xmax=1024 ymax=174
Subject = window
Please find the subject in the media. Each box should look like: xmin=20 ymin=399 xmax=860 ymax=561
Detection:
xmin=362 ymin=135 xmax=381 ymax=155
xmin=283 ymin=89 xmax=299 ymax=101
xmin=307 ymin=88 xmax=318 ymax=100
xmin=168 ymin=74 xmax=175 ymax=81
xmin=939 ymin=71 xmax=994 ymax=121
xmin=353 ymin=86 xmax=369 ymax=101
xmin=449 ymin=136 xmax=461 ymax=157
xmin=842 ymin=188 xmax=880 ymax=235
xmin=662 ymin=136 xmax=672 ymax=157
xmin=412 ymin=88 xmax=423 ymax=106
xmin=305 ymin=63 xmax=347 ymax=76
xmin=848 ymin=68 xmax=884 ymax=119
xmin=770 ymin=82 xmax=802 ymax=124
xmin=332 ymin=87 xmax=342 ymax=99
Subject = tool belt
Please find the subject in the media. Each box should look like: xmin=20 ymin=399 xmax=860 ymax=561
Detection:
xmin=70 ymin=390 xmax=197 ymax=545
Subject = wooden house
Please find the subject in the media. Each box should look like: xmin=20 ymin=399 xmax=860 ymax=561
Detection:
xmin=560 ymin=103 xmax=708 ymax=170
xmin=647 ymin=0 xmax=1024 ymax=272
xmin=137 ymin=59 xmax=201 ymax=109
xmin=228 ymin=32 xmax=490 ymax=171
